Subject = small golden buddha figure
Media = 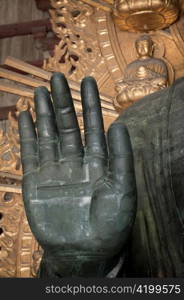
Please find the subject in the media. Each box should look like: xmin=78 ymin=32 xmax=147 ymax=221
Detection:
xmin=114 ymin=35 xmax=168 ymax=112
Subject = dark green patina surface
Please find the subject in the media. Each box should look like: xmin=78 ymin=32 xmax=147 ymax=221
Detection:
xmin=18 ymin=73 xmax=137 ymax=277
xmin=18 ymin=73 xmax=184 ymax=277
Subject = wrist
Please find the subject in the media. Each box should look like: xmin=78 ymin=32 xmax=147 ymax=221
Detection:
xmin=38 ymin=251 xmax=120 ymax=278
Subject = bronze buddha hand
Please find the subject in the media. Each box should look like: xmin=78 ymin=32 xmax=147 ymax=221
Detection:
xmin=18 ymin=73 xmax=137 ymax=277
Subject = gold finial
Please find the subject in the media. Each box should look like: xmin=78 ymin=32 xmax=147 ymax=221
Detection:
xmin=113 ymin=0 xmax=180 ymax=32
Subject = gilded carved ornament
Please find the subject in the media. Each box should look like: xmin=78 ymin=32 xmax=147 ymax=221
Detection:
xmin=0 ymin=97 xmax=43 ymax=278
xmin=45 ymin=0 xmax=106 ymax=82
xmin=113 ymin=0 xmax=180 ymax=32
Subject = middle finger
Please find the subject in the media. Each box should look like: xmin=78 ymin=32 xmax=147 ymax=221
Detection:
xmin=51 ymin=73 xmax=83 ymax=159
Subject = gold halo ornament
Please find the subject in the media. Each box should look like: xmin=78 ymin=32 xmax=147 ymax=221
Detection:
xmin=113 ymin=0 xmax=180 ymax=32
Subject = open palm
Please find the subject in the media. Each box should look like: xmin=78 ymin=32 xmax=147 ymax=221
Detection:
xmin=18 ymin=73 xmax=137 ymax=277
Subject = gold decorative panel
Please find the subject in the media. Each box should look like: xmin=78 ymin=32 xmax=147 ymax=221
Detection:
xmin=0 ymin=190 xmax=43 ymax=277
xmin=0 ymin=98 xmax=43 ymax=277
xmin=104 ymin=0 xmax=113 ymax=3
